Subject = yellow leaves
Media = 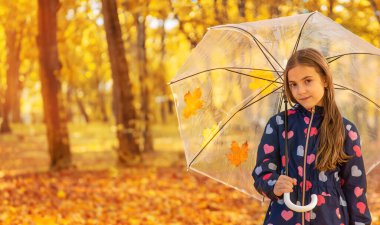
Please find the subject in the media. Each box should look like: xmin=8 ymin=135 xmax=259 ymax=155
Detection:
xmin=183 ymin=88 xmax=203 ymax=118
xmin=201 ymin=124 xmax=219 ymax=148
xmin=248 ymin=70 xmax=277 ymax=96
xmin=32 ymin=215 xmax=57 ymax=225
xmin=227 ymin=141 xmax=249 ymax=167
xmin=57 ymin=190 xmax=66 ymax=198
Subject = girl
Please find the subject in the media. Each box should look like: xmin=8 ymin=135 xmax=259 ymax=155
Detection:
xmin=252 ymin=48 xmax=372 ymax=225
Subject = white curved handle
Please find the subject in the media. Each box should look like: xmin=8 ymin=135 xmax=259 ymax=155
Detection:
xmin=284 ymin=193 xmax=318 ymax=212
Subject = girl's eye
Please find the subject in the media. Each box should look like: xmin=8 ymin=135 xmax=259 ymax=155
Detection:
xmin=305 ymin=79 xmax=312 ymax=84
xmin=289 ymin=83 xmax=296 ymax=88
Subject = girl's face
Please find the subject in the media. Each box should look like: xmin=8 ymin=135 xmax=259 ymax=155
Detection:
xmin=287 ymin=65 xmax=327 ymax=110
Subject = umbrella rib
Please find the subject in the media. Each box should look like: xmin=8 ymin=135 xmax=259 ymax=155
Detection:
xmin=188 ymin=85 xmax=283 ymax=168
xmin=292 ymin=11 xmax=317 ymax=55
xmin=241 ymin=85 xmax=283 ymax=111
xmin=241 ymin=75 xmax=284 ymax=109
xmin=327 ymin=52 xmax=380 ymax=63
xmin=168 ymin=67 xmax=282 ymax=85
xmin=224 ymin=69 xmax=283 ymax=84
xmin=333 ymin=83 xmax=380 ymax=109
xmin=210 ymin=25 xmax=285 ymax=79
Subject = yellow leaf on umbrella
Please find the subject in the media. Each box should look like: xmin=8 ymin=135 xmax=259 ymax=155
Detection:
xmin=201 ymin=124 xmax=219 ymax=147
xmin=183 ymin=88 xmax=204 ymax=118
xmin=227 ymin=141 xmax=249 ymax=167
xmin=248 ymin=70 xmax=276 ymax=96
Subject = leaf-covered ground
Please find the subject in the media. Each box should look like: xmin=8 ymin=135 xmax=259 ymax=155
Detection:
xmin=1 ymin=122 xmax=380 ymax=224
xmin=0 ymin=166 xmax=268 ymax=225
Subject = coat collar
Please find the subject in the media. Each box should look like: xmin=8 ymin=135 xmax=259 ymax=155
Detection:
xmin=293 ymin=103 xmax=324 ymax=118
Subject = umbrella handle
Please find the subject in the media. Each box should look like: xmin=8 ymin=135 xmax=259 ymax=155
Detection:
xmin=283 ymin=193 xmax=318 ymax=212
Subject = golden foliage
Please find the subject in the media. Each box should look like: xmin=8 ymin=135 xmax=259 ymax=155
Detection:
xmin=183 ymin=87 xmax=204 ymax=118
xmin=227 ymin=141 xmax=249 ymax=167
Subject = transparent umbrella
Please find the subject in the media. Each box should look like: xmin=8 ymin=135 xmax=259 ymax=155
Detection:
xmin=169 ymin=12 xmax=380 ymax=206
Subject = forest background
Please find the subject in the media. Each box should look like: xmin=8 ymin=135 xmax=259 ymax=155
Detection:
xmin=0 ymin=0 xmax=379 ymax=224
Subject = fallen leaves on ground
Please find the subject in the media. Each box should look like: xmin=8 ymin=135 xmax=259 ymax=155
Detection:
xmin=0 ymin=166 xmax=267 ymax=225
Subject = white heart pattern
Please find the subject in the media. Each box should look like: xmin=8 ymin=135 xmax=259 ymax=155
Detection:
xmin=266 ymin=124 xmax=273 ymax=134
xmin=297 ymin=145 xmax=304 ymax=157
xmin=268 ymin=163 xmax=277 ymax=171
xmin=346 ymin=124 xmax=352 ymax=131
xmin=340 ymin=196 xmax=347 ymax=206
xmin=319 ymin=171 xmax=328 ymax=182
xmin=276 ymin=115 xmax=284 ymax=125
xmin=268 ymin=180 xmax=276 ymax=186
xmin=255 ymin=166 xmax=262 ymax=175
xmin=334 ymin=172 xmax=339 ymax=181
xmin=355 ymin=222 xmax=365 ymax=225
xmin=310 ymin=211 xmax=316 ymax=219
xmin=351 ymin=165 xmax=362 ymax=177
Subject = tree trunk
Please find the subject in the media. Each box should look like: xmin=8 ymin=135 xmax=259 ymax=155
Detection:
xmin=94 ymin=73 xmax=109 ymax=122
xmin=136 ymin=13 xmax=154 ymax=152
xmin=0 ymin=30 xmax=22 ymax=133
xmin=158 ymin=23 xmax=168 ymax=123
xmin=37 ymin=0 xmax=71 ymax=170
xmin=75 ymin=93 xmax=90 ymax=123
xmin=238 ymin=0 xmax=246 ymax=18
xmin=102 ymin=0 xmax=141 ymax=164
xmin=11 ymin=80 xmax=22 ymax=123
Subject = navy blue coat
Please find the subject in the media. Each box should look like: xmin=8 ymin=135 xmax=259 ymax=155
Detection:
xmin=253 ymin=104 xmax=371 ymax=225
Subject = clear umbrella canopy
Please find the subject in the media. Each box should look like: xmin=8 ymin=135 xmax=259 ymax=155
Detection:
xmin=169 ymin=12 xmax=380 ymax=200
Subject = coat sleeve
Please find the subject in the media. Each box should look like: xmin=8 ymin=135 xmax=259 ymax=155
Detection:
xmin=252 ymin=115 xmax=281 ymax=201
xmin=339 ymin=122 xmax=372 ymax=225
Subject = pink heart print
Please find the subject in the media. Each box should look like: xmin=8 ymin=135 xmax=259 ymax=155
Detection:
xmin=287 ymin=110 xmax=296 ymax=115
xmin=307 ymin=154 xmax=315 ymax=164
xmin=321 ymin=192 xmax=331 ymax=196
xmin=281 ymin=210 xmax=293 ymax=221
xmin=336 ymin=208 xmax=341 ymax=219
xmin=349 ymin=130 xmax=358 ymax=141
xmin=282 ymin=155 xmax=286 ymax=167
xmin=264 ymin=144 xmax=274 ymax=154
xmin=353 ymin=145 xmax=362 ymax=157
xmin=304 ymin=117 xmax=310 ymax=124
xmin=298 ymin=166 xmax=303 ymax=177
xmin=300 ymin=180 xmax=312 ymax=191
xmin=317 ymin=195 xmax=326 ymax=206
xmin=354 ymin=187 xmax=364 ymax=197
xmin=263 ymin=173 xmax=272 ymax=181
xmin=305 ymin=211 xmax=310 ymax=222
xmin=282 ymin=130 xmax=294 ymax=139
xmin=357 ymin=202 xmax=366 ymax=214
xmin=304 ymin=127 xmax=318 ymax=136
xmin=310 ymin=127 xmax=318 ymax=136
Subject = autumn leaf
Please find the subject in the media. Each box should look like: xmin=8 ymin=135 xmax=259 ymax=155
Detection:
xmin=201 ymin=124 xmax=219 ymax=148
xmin=227 ymin=141 xmax=249 ymax=167
xmin=248 ymin=70 xmax=276 ymax=96
xmin=183 ymin=88 xmax=204 ymax=118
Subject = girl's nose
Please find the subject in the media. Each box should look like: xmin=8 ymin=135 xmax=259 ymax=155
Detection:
xmin=296 ymin=85 xmax=307 ymax=95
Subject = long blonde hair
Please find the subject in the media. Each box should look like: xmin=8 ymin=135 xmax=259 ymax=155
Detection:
xmin=284 ymin=48 xmax=351 ymax=171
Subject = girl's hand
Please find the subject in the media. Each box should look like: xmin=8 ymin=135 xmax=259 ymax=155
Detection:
xmin=273 ymin=175 xmax=297 ymax=197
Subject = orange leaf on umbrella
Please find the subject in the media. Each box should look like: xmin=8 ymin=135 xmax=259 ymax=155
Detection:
xmin=183 ymin=88 xmax=204 ymax=118
xmin=227 ymin=141 xmax=249 ymax=167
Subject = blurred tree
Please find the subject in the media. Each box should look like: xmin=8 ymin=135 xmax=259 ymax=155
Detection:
xmin=57 ymin=0 xmax=112 ymax=123
xmin=102 ymin=0 xmax=141 ymax=164
xmin=122 ymin=0 xmax=154 ymax=152
xmin=136 ymin=11 xmax=154 ymax=152
xmin=37 ymin=0 xmax=72 ymax=169
xmin=0 ymin=1 xmax=29 ymax=132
